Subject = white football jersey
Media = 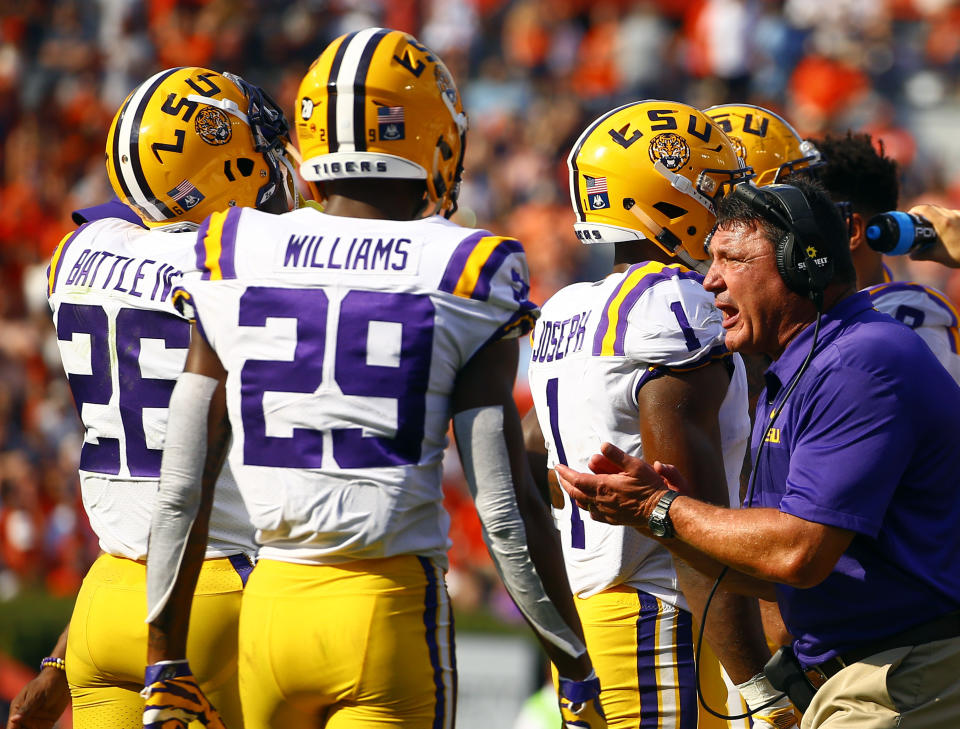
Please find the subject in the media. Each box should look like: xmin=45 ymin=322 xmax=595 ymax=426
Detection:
xmin=47 ymin=218 xmax=255 ymax=560
xmin=177 ymin=207 xmax=538 ymax=567
xmin=527 ymin=262 xmax=750 ymax=607
xmin=864 ymin=280 xmax=960 ymax=386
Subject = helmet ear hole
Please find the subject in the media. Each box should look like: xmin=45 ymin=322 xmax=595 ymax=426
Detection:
xmin=437 ymin=136 xmax=454 ymax=161
xmin=236 ymin=158 xmax=255 ymax=177
xmin=433 ymin=172 xmax=447 ymax=198
xmin=653 ymin=201 xmax=687 ymax=219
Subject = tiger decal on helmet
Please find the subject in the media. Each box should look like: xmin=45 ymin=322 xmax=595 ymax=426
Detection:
xmin=648 ymin=132 xmax=691 ymax=171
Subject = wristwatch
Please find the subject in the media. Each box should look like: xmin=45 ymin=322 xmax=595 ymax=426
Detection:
xmin=648 ymin=490 xmax=680 ymax=538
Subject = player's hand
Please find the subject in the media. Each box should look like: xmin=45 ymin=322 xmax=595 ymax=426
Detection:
xmin=142 ymin=660 xmax=227 ymax=729
xmin=557 ymin=673 xmax=607 ymax=729
xmin=6 ymin=667 xmax=70 ymax=729
xmin=908 ymin=203 xmax=960 ymax=268
xmin=737 ymin=673 xmax=799 ymax=729
xmin=751 ymin=704 xmax=800 ymax=729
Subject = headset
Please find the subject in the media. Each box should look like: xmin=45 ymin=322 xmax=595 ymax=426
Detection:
xmin=733 ymin=183 xmax=835 ymax=308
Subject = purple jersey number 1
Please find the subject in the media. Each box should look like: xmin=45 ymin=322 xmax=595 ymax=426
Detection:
xmin=238 ymin=287 xmax=435 ymax=469
xmin=546 ymin=377 xmax=584 ymax=549
xmin=669 ymin=300 xmax=701 ymax=352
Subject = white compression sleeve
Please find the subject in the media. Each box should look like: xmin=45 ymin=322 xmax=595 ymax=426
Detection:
xmin=453 ymin=405 xmax=586 ymax=661
xmin=145 ymin=372 xmax=218 ymax=623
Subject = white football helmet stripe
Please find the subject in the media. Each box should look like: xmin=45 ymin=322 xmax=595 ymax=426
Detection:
xmin=331 ymin=27 xmax=385 ymax=153
xmin=115 ymin=68 xmax=176 ymax=222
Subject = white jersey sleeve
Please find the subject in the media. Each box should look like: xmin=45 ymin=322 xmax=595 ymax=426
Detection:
xmin=527 ymin=261 xmax=748 ymax=604
xmin=46 ymin=218 xmax=255 ymax=560
xmin=594 ymin=262 xmax=728 ymax=403
xmin=865 ymin=281 xmax=960 ymax=386
xmin=176 ymin=207 xmax=538 ymax=567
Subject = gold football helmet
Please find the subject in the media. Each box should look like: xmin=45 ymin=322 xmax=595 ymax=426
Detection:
xmin=106 ymin=67 xmax=295 ymax=228
xmin=705 ymin=104 xmax=822 ymax=186
xmin=568 ymin=100 xmax=751 ymax=264
xmin=296 ymin=27 xmax=468 ymax=218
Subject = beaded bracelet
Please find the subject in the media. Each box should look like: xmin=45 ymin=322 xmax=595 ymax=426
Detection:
xmin=40 ymin=656 xmax=66 ymax=672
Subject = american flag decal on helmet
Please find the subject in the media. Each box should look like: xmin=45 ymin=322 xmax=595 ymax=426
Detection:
xmin=168 ymin=180 xmax=205 ymax=210
xmin=586 ymin=176 xmax=609 ymax=210
xmin=378 ymin=105 xmax=405 ymax=141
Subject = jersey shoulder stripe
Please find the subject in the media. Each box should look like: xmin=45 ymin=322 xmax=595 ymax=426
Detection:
xmin=195 ymin=207 xmax=242 ymax=281
xmin=47 ymin=225 xmax=88 ymax=297
xmin=867 ymin=280 xmax=960 ymax=352
xmin=438 ymin=232 xmax=524 ymax=300
xmin=592 ymin=262 xmax=702 ymax=356
xmin=869 ymin=281 xmax=960 ymax=325
xmin=488 ymin=299 xmax=540 ymax=343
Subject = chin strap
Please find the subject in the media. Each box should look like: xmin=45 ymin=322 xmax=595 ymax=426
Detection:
xmin=275 ymin=150 xmax=300 ymax=210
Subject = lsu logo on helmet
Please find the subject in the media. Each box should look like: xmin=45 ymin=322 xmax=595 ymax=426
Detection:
xmin=648 ymin=132 xmax=691 ymax=171
xmin=195 ymin=107 xmax=232 ymax=145
xmin=106 ymin=67 xmax=295 ymax=228
xmin=705 ymin=104 xmax=822 ymax=186
xmin=296 ymin=28 xmax=468 ymax=218
xmin=568 ymin=100 xmax=752 ymax=266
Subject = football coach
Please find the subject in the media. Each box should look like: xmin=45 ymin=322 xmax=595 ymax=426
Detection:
xmin=556 ymin=177 xmax=960 ymax=728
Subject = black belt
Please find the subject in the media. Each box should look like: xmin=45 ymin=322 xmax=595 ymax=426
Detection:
xmin=810 ymin=609 xmax=960 ymax=683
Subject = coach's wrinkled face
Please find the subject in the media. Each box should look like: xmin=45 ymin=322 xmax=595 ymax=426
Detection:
xmin=703 ymin=223 xmax=808 ymax=359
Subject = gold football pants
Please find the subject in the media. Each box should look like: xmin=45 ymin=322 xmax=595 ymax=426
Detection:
xmin=237 ymin=556 xmax=456 ymax=729
xmin=66 ymin=552 xmax=248 ymax=728
xmin=554 ymin=586 xmax=748 ymax=728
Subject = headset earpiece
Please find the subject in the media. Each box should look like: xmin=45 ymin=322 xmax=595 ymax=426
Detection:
xmin=736 ymin=183 xmax=834 ymax=302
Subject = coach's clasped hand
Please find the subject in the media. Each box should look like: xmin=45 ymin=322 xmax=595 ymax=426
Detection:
xmin=142 ymin=660 xmax=227 ymax=729
xmin=558 ymin=671 xmax=608 ymax=728
xmin=555 ymin=442 xmax=675 ymax=531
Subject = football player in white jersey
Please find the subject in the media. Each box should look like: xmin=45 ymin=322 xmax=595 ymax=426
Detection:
xmin=812 ymin=131 xmax=960 ymax=385
xmin=144 ymin=29 xmax=605 ymax=729
xmin=23 ymin=67 xmax=297 ymax=729
xmin=525 ymin=101 xmax=796 ymax=729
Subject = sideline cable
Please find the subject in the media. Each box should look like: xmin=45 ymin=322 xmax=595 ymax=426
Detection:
xmin=695 ymin=307 xmax=823 ymax=721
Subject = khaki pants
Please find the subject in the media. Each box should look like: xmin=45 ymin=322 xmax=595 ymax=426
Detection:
xmin=802 ymin=635 xmax=960 ymax=728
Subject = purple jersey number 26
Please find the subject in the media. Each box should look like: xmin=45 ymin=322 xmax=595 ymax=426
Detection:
xmin=239 ymin=287 xmax=435 ymax=469
xmin=57 ymin=303 xmax=189 ymax=476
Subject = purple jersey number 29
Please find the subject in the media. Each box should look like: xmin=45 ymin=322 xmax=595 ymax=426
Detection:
xmin=239 ymin=287 xmax=435 ymax=469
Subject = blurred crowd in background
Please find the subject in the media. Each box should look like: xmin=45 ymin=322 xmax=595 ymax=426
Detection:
xmin=3 ymin=0 xmax=960 ymax=624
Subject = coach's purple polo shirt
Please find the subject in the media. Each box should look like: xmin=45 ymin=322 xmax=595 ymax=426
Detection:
xmin=746 ymin=291 xmax=960 ymax=668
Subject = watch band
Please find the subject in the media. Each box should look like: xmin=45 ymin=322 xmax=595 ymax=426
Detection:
xmin=648 ymin=489 xmax=680 ymax=538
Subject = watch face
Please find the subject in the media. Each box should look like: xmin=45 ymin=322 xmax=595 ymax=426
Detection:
xmin=649 ymin=518 xmax=668 ymax=537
